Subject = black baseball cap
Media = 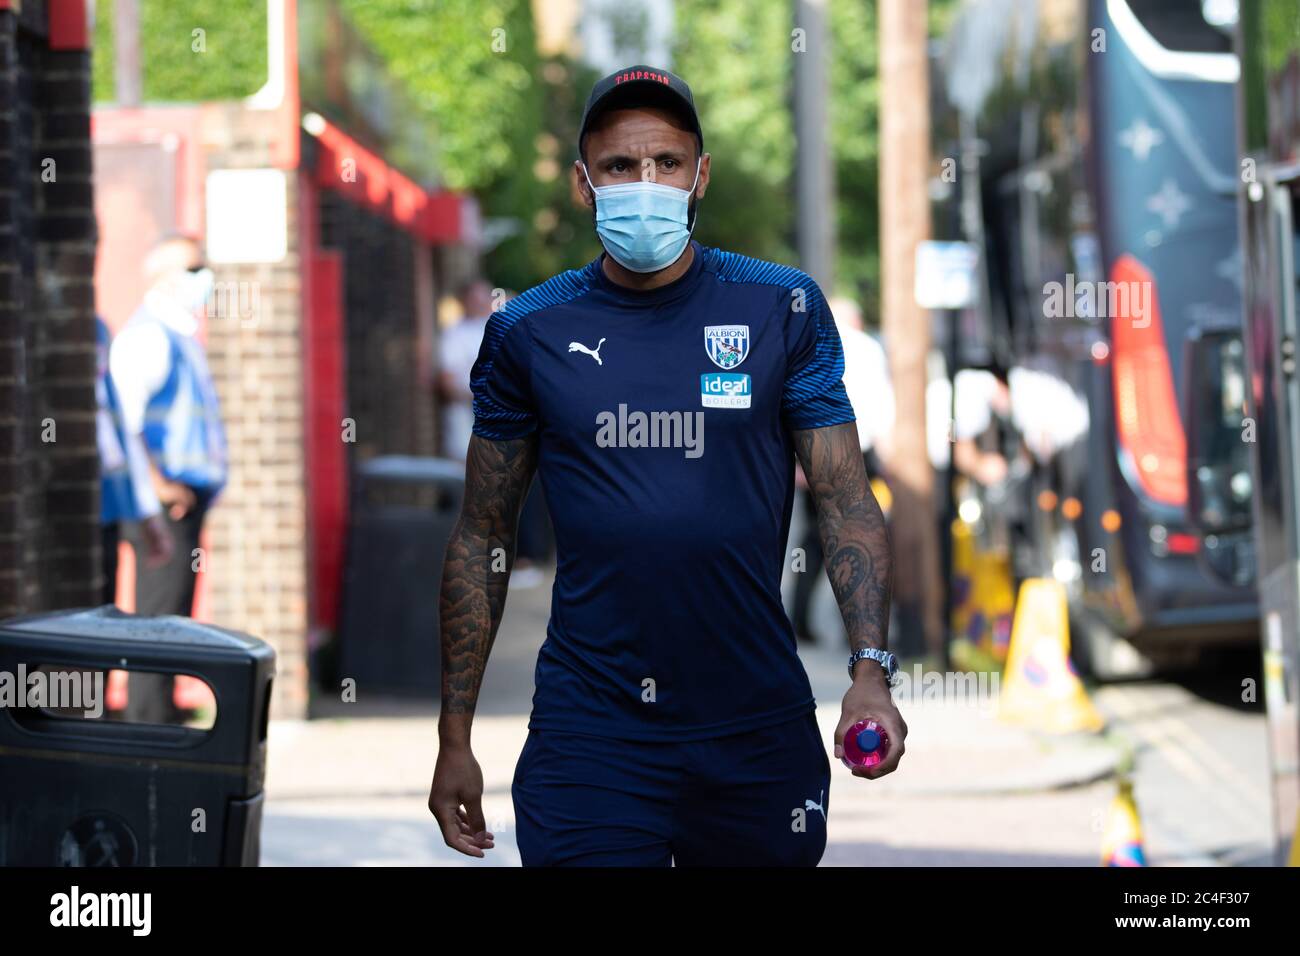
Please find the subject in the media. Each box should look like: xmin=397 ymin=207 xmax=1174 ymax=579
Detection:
xmin=578 ymin=65 xmax=704 ymax=159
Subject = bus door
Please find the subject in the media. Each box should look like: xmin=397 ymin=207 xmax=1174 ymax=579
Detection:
xmin=1235 ymin=167 xmax=1300 ymax=863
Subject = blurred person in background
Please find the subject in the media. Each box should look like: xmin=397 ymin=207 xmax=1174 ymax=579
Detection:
xmin=110 ymin=234 xmax=227 ymax=723
xmin=951 ymin=365 xmax=1012 ymax=488
xmin=96 ymin=316 xmax=172 ymax=605
xmin=438 ymin=280 xmax=548 ymax=585
xmin=791 ymin=295 xmax=894 ymax=644
xmin=949 ymin=364 xmax=1035 ymax=571
xmin=438 ymin=279 xmax=495 ymax=463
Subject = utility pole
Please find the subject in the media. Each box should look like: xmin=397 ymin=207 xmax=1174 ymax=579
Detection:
xmin=114 ymin=0 xmax=142 ymax=108
xmin=878 ymin=0 xmax=944 ymax=661
xmin=793 ymin=0 xmax=835 ymax=293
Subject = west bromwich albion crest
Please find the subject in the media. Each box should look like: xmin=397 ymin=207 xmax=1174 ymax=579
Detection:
xmin=705 ymin=325 xmax=750 ymax=370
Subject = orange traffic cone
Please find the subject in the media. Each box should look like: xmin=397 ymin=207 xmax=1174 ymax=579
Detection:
xmin=998 ymin=577 xmax=1105 ymax=734
xmin=1101 ymin=778 xmax=1147 ymax=866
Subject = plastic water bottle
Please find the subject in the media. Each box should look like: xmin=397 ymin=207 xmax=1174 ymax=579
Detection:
xmin=841 ymin=718 xmax=889 ymax=770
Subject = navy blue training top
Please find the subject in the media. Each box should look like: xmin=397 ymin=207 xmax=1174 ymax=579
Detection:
xmin=471 ymin=241 xmax=856 ymax=741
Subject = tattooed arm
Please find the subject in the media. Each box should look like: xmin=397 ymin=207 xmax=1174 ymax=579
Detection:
xmin=429 ymin=432 xmax=538 ymax=855
xmin=793 ymin=422 xmax=892 ymax=652
xmin=439 ymin=433 xmax=538 ymax=729
xmin=793 ymin=421 xmax=907 ymax=778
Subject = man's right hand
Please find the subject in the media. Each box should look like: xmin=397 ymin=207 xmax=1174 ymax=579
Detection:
xmin=156 ymin=479 xmax=197 ymax=520
xmin=428 ymin=744 xmax=495 ymax=858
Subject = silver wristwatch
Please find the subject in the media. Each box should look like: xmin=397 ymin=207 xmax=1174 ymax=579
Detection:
xmin=848 ymin=647 xmax=899 ymax=685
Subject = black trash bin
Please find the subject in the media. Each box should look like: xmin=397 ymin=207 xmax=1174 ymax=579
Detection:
xmin=0 ymin=606 xmax=275 ymax=866
xmin=337 ymin=455 xmax=465 ymax=696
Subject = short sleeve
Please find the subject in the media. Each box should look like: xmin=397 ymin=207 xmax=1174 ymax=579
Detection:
xmin=470 ymin=310 xmax=537 ymax=440
xmin=110 ymin=319 xmax=171 ymax=435
xmin=781 ymin=279 xmax=856 ymax=431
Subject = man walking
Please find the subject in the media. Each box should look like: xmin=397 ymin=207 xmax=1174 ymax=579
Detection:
xmin=428 ymin=66 xmax=904 ymax=866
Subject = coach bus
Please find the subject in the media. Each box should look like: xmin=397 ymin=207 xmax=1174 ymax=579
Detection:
xmin=1234 ymin=0 xmax=1300 ymax=866
xmin=933 ymin=0 xmax=1256 ymax=677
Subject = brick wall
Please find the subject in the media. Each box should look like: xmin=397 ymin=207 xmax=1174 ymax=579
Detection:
xmin=198 ymin=101 xmax=310 ymax=719
xmin=0 ymin=3 xmax=100 ymax=619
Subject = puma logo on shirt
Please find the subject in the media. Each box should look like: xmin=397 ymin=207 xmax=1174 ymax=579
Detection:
xmin=569 ymin=338 xmax=607 ymax=365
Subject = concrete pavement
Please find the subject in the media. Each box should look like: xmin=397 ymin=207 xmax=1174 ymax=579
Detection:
xmin=261 ymin=566 xmax=1126 ymax=866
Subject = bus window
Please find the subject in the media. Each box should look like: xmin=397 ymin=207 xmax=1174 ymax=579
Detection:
xmin=1124 ymin=0 xmax=1236 ymax=54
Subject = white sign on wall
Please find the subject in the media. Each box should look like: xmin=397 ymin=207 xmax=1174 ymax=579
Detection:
xmin=205 ymin=169 xmax=288 ymax=264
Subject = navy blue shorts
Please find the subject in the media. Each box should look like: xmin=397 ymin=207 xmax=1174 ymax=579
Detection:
xmin=511 ymin=711 xmax=831 ymax=867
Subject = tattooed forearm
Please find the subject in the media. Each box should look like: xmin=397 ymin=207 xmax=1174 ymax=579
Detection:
xmin=439 ymin=433 xmax=538 ymax=738
xmin=793 ymin=423 xmax=892 ymax=655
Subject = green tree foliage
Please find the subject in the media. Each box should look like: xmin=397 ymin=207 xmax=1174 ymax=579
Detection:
xmin=829 ymin=0 xmax=882 ymax=311
xmin=675 ymin=0 xmax=961 ymax=323
xmin=340 ymin=0 xmax=539 ymax=191
xmin=673 ymin=0 xmax=887 ymax=316
xmin=93 ymin=0 xmax=268 ymax=103
xmin=340 ymin=0 xmax=548 ymax=291
xmin=525 ymin=56 xmax=606 ymax=284
xmin=90 ymin=0 xmax=963 ymax=301
xmin=673 ymin=0 xmax=798 ymax=270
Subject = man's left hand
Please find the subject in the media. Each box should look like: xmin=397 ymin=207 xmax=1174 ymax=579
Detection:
xmin=835 ymin=667 xmax=907 ymax=779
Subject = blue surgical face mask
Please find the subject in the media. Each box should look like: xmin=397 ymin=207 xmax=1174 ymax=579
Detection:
xmin=582 ymin=159 xmax=701 ymax=273
xmin=178 ymin=267 xmax=215 ymax=312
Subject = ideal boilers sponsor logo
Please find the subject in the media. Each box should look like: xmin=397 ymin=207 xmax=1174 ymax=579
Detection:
xmin=701 ymin=372 xmax=751 ymax=409
xmin=595 ymin=404 xmax=705 ymax=459
xmin=50 ymin=886 xmax=151 ymax=936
